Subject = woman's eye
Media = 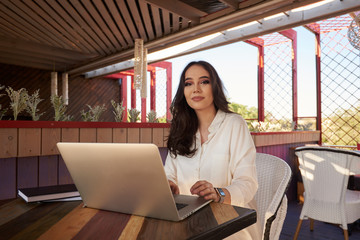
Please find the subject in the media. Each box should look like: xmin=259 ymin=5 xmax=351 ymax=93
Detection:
xmin=184 ymin=82 xmax=192 ymax=86
xmin=201 ymin=80 xmax=210 ymax=84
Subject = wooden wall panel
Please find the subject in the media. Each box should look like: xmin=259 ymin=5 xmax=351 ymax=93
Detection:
xmin=17 ymin=157 xmax=38 ymax=189
xmin=127 ymin=128 xmax=139 ymax=143
xmin=39 ymin=156 xmax=58 ymax=187
xmin=97 ymin=128 xmax=112 ymax=143
xmin=79 ymin=128 xmax=97 ymax=142
xmin=18 ymin=128 xmax=41 ymax=157
xmin=0 ymin=158 xmax=16 ymax=199
xmin=61 ymin=128 xmax=80 ymax=142
xmin=113 ymin=128 xmax=127 ymax=143
xmin=152 ymin=128 xmax=164 ymax=147
xmin=0 ymin=128 xmax=17 ymax=158
xmin=0 ymin=63 xmax=118 ymax=122
xmin=140 ymin=128 xmax=152 ymax=143
xmin=42 ymin=128 xmax=61 ymax=155
xmin=58 ymin=156 xmax=74 ymax=185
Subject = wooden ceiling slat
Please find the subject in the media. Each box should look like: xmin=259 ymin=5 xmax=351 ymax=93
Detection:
xmin=36 ymin=0 xmax=97 ymax=54
xmin=104 ymin=0 xmax=133 ymax=47
xmin=162 ymin=8 xmax=171 ymax=36
xmin=24 ymin=0 xmax=91 ymax=54
xmin=0 ymin=20 xmax=25 ymax=39
xmin=14 ymin=0 xmax=82 ymax=52
xmin=138 ymin=1 xmax=155 ymax=40
xmin=116 ymin=0 xmax=140 ymax=40
xmin=3 ymin=0 xmax=73 ymax=50
xmin=81 ymin=0 xmax=120 ymax=53
xmin=0 ymin=3 xmax=63 ymax=48
xmin=0 ymin=15 xmax=41 ymax=43
xmin=151 ymin=6 xmax=163 ymax=38
xmin=61 ymin=0 xmax=111 ymax=54
xmin=127 ymin=0 xmax=148 ymax=41
xmin=0 ymin=37 xmax=95 ymax=61
xmin=0 ymin=54 xmax=57 ymax=70
xmin=93 ymin=0 xmax=127 ymax=48
xmin=172 ymin=14 xmax=180 ymax=32
xmin=0 ymin=47 xmax=80 ymax=66
xmin=48 ymin=0 xmax=107 ymax=55
xmin=145 ymin=0 xmax=205 ymax=23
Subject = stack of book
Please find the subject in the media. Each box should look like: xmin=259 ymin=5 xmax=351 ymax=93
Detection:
xmin=18 ymin=184 xmax=81 ymax=203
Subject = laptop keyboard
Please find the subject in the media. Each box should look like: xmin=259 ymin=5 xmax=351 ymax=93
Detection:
xmin=176 ymin=203 xmax=188 ymax=210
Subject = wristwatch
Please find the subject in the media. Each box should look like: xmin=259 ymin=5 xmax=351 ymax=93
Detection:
xmin=215 ymin=188 xmax=225 ymax=203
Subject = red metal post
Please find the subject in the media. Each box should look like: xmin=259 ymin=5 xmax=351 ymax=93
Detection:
xmin=165 ymin=62 xmax=172 ymax=121
xmin=150 ymin=70 xmax=156 ymax=112
xmin=131 ymin=75 xmax=136 ymax=109
xmin=280 ymin=29 xmax=298 ymax=127
xmin=120 ymin=76 xmax=128 ymax=122
xmin=305 ymin=24 xmax=322 ymax=144
xmin=245 ymin=38 xmax=265 ymax=122
xmin=141 ymin=98 xmax=146 ymax=122
xmin=315 ymin=31 xmax=322 ymax=144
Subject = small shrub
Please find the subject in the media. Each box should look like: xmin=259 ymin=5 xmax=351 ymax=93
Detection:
xmin=0 ymin=85 xmax=7 ymax=120
xmin=51 ymin=95 xmax=73 ymax=121
xmin=111 ymin=100 xmax=125 ymax=122
xmin=128 ymin=108 xmax=140 ymax=122
xmin=6 ymin=87 xmax=28 ymax=120
xmin=81 ymin=104 xmax=106 ymax=122
xmin=147 ymin=110 xmax=158 ymax=123
xmin=26 ymin=89 xmax=44 ymax=121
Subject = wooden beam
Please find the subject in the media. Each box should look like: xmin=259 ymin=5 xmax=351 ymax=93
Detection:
xmin=219 ymin=0 xmax=239 ymax=10
xmin=145 ymin=0 xmax=205 ymax=23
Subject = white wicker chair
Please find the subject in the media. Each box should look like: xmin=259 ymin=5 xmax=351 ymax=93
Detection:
xmin=293 ymin=146 xmax=360 ymax=240
xmin=255 ymin=153 xmax=292 ymax=240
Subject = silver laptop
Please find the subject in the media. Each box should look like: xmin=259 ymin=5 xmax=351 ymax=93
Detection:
xmin=57 ymin=142 xmax=211 ymax=221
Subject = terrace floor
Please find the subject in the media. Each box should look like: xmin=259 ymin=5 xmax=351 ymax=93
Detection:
xmin=280 ymin=201 xmax=360 ymax=240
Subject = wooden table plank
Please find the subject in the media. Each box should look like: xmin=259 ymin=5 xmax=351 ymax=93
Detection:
xmin=0 ymin=200 xmax=79 ymax=240
xmin=0 ymin=199 xmax=256 ymax=240
xmin=38 ymin=203 xmax=98 ymax=240
xmin=118 ymin=215 xmax=145 ymax=240
xmin=0 ymin=198 xmax=37 ymax=225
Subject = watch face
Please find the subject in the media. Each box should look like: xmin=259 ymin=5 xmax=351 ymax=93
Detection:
xmin=218 ymin=188 xmax=226 ymax=197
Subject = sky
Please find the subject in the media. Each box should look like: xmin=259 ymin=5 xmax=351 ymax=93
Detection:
xmin=165 ymin=26 xmax=317 ymax=117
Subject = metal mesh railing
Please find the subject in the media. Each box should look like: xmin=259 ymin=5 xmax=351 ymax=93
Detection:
xmin=264 ymin=33 xmax=293 ymax=128
xmin=320 ymin=15 xmax=360 ymax=146
xmin=155 ymin=67 xmax=168 ymax=121
xmin=135 ymin=66 xmax=169 ymax=122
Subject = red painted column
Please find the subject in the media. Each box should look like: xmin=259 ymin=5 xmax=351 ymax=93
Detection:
xmin=150 ymin=70 xmax=156 ymax=112
xmin=165 ymin=62 xmax=172 ymax=122
xmin=131 ymin=75 xmax=136 ymax=109
xmin=280 ymin=29 xmax=298 ymax=127
xmin=305 ymin=24 xmax=322 ymax=144
xmin=141 ymin=98 xmax=146 ymax=122
xmin=120 ymin=76 xmax=128 ymax=122
xmin=245 ymin=38 xmax=265 ymax=122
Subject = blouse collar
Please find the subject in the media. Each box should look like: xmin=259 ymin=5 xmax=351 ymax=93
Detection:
xmin=208 ymin=110 xmax=226 ymax=134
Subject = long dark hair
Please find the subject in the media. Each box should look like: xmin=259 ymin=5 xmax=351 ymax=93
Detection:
xmin=167 ymin=61 xmax=232 ymax=158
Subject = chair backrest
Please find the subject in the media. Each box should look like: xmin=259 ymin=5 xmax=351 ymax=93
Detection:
xmin=255 ymin=153 xmax=292 ymax=240
xmin=295 ymin=146 xmax=358 ymax=204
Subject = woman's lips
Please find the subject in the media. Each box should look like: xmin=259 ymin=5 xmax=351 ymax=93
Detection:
xmin=192 ymin=96 xmax=204 ymax=101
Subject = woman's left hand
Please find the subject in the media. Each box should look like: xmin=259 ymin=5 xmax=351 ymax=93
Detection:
xmin=190 ymin=180 xmax=219 ymax=202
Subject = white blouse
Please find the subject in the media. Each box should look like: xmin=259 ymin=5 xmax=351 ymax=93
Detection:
xmin=164 ymin=110 xmax=261 ymax=239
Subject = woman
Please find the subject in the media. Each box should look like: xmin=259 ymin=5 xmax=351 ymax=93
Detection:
xmin=165 ymin=61 xmax=261 ymax=239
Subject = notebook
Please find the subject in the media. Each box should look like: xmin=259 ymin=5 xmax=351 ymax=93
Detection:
xmin=57 ymin=142 xmax=211 ymax=221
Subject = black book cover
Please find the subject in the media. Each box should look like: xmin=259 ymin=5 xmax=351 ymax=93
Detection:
xmin=18 ymin=184 xmax=80 ymax=202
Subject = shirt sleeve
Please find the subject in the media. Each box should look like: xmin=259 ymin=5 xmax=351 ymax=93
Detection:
xmin=164 ymin=152 xmax=178 ymax=184
xmin=225 ymin=116 xmax=258 ymax=206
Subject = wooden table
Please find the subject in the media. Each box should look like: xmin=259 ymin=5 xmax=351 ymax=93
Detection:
xmin=0 ymin=198 xmax=256 ymax=240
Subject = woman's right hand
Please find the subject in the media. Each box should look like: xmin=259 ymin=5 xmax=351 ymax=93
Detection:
xmin=168 ymin=180 xmax=180 ymax=194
